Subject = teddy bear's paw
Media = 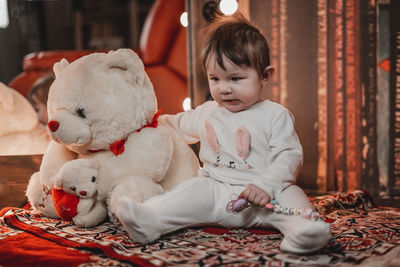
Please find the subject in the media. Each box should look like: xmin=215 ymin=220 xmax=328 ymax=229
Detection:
xmin=72 ymin=216 xmax=85 ymax=227
xmin=73 ymin=216 xmax=94 ymax=228
xmin=26 ymin=172 xmax=44 ymax=206
xmin=26 ymin=173 xmax=59 ymax=218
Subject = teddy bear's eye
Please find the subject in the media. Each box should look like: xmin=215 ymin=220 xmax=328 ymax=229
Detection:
xmin=91 ymin=176 xmax=96 ymax=183
xmin=70 ymin=186 xmax=76 ymax=191
xmin=76 ymin=108 xmax=86 ymax=118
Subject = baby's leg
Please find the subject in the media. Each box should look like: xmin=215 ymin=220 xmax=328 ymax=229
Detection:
xmin=253 ymin=185 xmax=331 ymax=254
xmin=276 ymin=184 xmax=314 ymax=209
xmin=273 ymin=185 xmax=331 ymax=253
xmin=116 ymin=177 xmax=220 ymax=244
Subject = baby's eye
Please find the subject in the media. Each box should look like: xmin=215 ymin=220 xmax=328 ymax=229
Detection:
xmin=70 ymin=186 xmax=76 ymax=191
xmin=76 ymin=108 xmax=86 ymax=118
xmin=231 ymin=77 xmax=243 ymax=81
xmin=91 ymin=176 xmax=96 ymax=183
xmin=209 ymin=77 xmax=219 ymax=81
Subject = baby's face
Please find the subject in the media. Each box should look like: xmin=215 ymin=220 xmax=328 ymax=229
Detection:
xmin=32 ymin=95 xmax=48 ymax=124
xmin=206 ymin=55 xmax=267 ymax=113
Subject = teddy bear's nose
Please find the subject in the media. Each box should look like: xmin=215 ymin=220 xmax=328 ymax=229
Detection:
xmin=48 ymin=120 xmax=60 ymax=132
xmin=79 ymin=191 xmax=87 ymax=196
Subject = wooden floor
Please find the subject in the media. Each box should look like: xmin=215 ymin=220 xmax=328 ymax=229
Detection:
xmin=0 ymin=155 xmax=42 ymax=209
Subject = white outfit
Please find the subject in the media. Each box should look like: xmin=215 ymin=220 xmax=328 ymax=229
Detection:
xmin=117 ymin=100 xmax=332 ymax=253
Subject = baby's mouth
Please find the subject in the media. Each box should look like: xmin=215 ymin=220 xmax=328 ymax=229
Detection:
xmin=223 ymin=99 xmax=240 ymax=104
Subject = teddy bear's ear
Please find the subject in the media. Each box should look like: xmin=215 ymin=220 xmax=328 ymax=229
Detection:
xmin=0 ymin=82 xmax=15 ymax=112
xmin=106 ymin=49 xmax=147 ymax=86
xmin=53 ymin=58 xmax=70 ymax=78
xmin=54 ymin=175 xmax=63 ymax=188
xmin=87 ymin=159 xmax=100 ymax=171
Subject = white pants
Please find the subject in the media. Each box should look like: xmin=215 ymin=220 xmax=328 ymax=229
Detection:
xmin=117 ymin=176 xmax=332 ymax=253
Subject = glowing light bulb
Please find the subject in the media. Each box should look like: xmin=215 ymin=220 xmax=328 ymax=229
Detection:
xmin=219 ymin=0 xmax=238 ymax=15
xmin=180 ymin=12 xmax=188 ymax=27
xmin=183 ymin=97 xmax=191 ymax=111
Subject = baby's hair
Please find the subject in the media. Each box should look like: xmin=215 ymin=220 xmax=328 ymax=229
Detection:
xmin=28 ymin=73 xmax=55 ymax=105
xmin=201 ymin=13 xmax=271 ymax=78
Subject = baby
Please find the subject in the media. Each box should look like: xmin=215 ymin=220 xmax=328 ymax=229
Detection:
xmin=28 ymin=73 xmax=54 ymax=125
xmin=117 ymin=14 xmax=332 ymax=254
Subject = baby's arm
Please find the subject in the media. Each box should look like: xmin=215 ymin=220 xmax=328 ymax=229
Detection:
xmin=251 ymin=108 xmax=303 ymax=200
xmin=239 ymin=184 xmax=271 ymax=207
xmin=160 ymin=113 xmax=199 ymax=144
xmin=159 ymin=101 xmax=215 ymax=144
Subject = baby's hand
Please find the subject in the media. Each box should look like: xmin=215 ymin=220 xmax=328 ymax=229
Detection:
xmin=239 ymin=184 xmax=271 ymax=207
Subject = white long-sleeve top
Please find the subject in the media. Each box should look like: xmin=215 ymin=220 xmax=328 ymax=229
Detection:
xmin=160 ymin=100 xmax=303 ymax=199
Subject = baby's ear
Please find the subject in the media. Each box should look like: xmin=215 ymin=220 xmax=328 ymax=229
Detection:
xmin=262 ymin=66 xmax=275 ymax=83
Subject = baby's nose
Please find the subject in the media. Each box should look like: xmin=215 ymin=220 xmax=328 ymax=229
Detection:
xmin=79 ymin=191 xmax=87 ymax=196
xmin=219 ymin=85 xmax=232 ymax=94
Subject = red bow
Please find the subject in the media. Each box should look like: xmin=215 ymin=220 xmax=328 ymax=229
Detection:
xmin=109 ymin=109 xmax=162 ymax=156
xmin=109 ymin=139 xmax=126 ymax=156
xmin=137 ymin=109 xmax=162 ymax=132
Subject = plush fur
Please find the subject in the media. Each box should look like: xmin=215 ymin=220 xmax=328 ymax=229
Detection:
xmin=0 ymin=82 xmax=49 ymax=155
xmin=26 ymin=49 xmax=199 ymax=224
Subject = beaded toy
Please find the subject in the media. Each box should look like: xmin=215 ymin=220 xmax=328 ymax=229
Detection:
xmin=226 ymin=198 xmax=322 ymax=222
xmin=226 ymin=198 xmax=342 ymax=252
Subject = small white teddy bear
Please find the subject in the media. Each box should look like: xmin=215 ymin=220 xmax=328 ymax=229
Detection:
xmin=54 ymin=159 xmax=107 ymax=227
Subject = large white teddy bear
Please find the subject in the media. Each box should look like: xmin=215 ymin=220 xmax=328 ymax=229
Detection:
xmin=26 ymin=49 xmax=199 ymax=225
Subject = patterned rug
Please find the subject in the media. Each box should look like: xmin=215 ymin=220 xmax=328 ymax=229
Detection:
xmin=1 ymin=190 xmax=399 ymax=266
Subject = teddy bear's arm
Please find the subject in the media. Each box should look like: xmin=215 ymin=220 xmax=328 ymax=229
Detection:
xmin=26 ymin=140 xmax=77 ymax=218
xmin=73 ymin=201 xmax=108 ymax=227
xmin=76 ymin=198 xmax=95 ymax=215
xmin=40 ymin=140 xmax=77 ymax=186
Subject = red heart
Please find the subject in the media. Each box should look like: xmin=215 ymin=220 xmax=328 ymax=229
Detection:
xmin=52 ymin=188 xmax=79 ymax=221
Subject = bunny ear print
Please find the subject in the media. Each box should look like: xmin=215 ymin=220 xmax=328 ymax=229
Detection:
xmin=0 ymin=82 xmax=15 ymax=112
xmin=205 ymin=120 xmax=220 ymax=154
xmin=236 ymin=126 xmax=251 ymax=160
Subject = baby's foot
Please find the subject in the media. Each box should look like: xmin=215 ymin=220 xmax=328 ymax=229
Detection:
xmin=280 ymin=220 xmax=332 ymax=254
xmin=117 ymin=196 xmax=160 ymax=244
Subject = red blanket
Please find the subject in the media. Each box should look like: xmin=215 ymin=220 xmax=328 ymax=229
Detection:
xmin=1 ymin=190 xmax=399 ymax=266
